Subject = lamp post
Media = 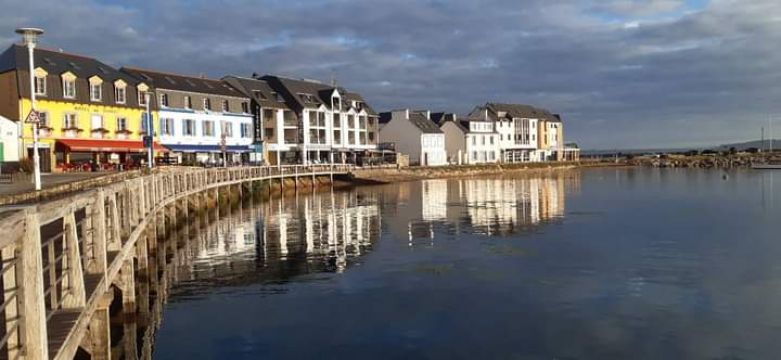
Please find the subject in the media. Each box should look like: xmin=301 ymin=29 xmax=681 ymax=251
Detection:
xmin=145 ymin=92 xmax=154 ymax=169
xmin=16 ymin=27 xmax=44 ymax=191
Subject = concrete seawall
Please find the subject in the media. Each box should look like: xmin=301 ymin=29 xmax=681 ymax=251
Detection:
xmin=350 ymin=162 xmax=619 ymax=183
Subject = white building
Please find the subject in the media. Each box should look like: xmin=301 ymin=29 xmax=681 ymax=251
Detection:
xmin=259 ymin=75 xmax=380 ymax=165
xmin=470 ymin=104 xmax=543 ymax=162
xmin=439 ymin=114 xmax=500 ymax=165
xmin=0 ymin=115 xmax=19 ymax=167
xmin=379 ymin=109 xmax=447 ymax=166
xmin=122 ymin=68 xmax=255 ymax=165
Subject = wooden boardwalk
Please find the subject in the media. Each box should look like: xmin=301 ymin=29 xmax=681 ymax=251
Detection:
xmin=0 ymin=165 xmax=351 ymax=360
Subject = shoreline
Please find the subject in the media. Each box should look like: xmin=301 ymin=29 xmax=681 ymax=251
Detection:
xmin=350 ymin=162 xmax=628 ymax=184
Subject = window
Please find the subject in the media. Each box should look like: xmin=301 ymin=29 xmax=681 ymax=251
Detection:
xmin=222 ymin=100 xmax=229 ymax=112
xmin=472 ymin=151 xmax=478 ymax=161
xmin=138 ymin=91 xmax=148 ymax=106
xmin=332 ymin=96 xmax=341 ymax=110
xmin=183 ymin=119 xmax=196 ymax=136
xmin=271 ymin=92 xmax=284 ymax=102
xmin=347 ymin=115 xmax=355 ymax=128
xmin=204 ymin=98 xmax=211 ymax=111
xmin=203 ymin=121 xmax=215 ymax=136
xmin=241 ymin=102 xmax=249 ymax=113
xmin=160 ymin=118 xmax=174 ymax=136
xmin=91 ymin=83 xmax=102 ymax=102
xmin=222 ymin=121 xmax=233 ymax=137
xmin=490 ymin=136 xmax=494 ymax=145
xmin=184 ymin=96 xmax=192 ymax=109
xmin=472 ymin=136 xmax=476 ymax=145
xmin=333 ymin=114 xmax=341 ymax=128
xmin=37 ymin=112 xmax=49 ymax=127
xmin=240 ymin=123 xmax=252 ymax=138
xmin=34 ymin=76 xmax=46 ymax=96
xmin=117 ymin=117 xmax=128 ymax=131
xmin=63 ymin=113 xmax=77 ymax=129
xmin=482 ymin=135 xmax=486 ymax=145
xmin=63 ymin=79 xmax=76 ymax=99
xmin=333 ymin=130 xmax=341 ymax=144
xmin=160 ymin=94 xmax=169 ymax=107
xmin=91 ymin=114 xmax=104 ymax=130
xmin=115 ymin=86 xmax=126 ymax=104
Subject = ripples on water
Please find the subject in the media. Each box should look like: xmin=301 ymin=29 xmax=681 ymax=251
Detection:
xmin=141 ymin=169 xmax=781 ymax=359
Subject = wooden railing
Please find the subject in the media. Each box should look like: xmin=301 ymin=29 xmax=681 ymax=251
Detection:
xmin=0 ymin=164 xmax=352 ymax=360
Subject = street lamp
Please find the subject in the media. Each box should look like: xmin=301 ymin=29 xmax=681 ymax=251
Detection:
xmin=144 ymin=92 xmax=154 ymax=169
xmin=16 ymin=27 xmax=44 ymax=191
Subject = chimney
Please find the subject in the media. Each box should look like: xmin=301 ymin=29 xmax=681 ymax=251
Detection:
xmin=425 ymin=110 xmax=430 ymax=120
xmin=405 ymin=109 xmax=410 ymax=119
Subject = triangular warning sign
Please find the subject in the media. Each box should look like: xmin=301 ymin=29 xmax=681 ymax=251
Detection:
xmin=25 ymin=110 xmax=40 ymax=124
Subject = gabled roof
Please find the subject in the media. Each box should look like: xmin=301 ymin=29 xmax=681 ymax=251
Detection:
xmin=121 ymin=67 xmax=245 ymax=97
xmin=409 ymin=112 xmax=443 ymax=134
xmin=0 ymin=44 xmax=139 ymax=85
xmin=261 ymin=75 xmax=377 ymax=115
xmin=223 ymin=75 xmax=290 ymax=110
xmin=485 ymin=103 xmax=561 ymax=122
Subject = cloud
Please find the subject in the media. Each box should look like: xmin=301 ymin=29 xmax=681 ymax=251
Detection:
xmin=1 ymin=0 xmax=780 ymax=149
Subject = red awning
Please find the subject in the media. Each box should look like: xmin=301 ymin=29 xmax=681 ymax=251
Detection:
xmin=56 ymin=139 xmax=169 ymax=153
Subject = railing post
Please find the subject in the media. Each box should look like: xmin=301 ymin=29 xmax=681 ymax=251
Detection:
xmin=20 ymin=208 xmax=49 ymax=360
xmin=91 ymin=190 xmax=108 ymax=275
xmin=61 ymin=212 xmax=86 ymax=309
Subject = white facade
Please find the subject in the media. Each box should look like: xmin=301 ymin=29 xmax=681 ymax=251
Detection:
xmin=158 ymin=108 xmax=253 ymax=163
xmin=0 ymin=115 xmax=19 ymax=163
xmin=380 ymin=109 xmax=447 ymax=166
xmin=299 ymin=94 xmax=376 ymax=164
xmin=441 ymin=119 xmax=500 ymax=165
xmin=465 ymin=121 xmax=500 ymax=164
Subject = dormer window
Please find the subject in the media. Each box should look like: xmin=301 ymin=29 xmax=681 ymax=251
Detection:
xmin=241 ymin=102 xmax=249 ymax=113
xmin=160 ymin=94 xmax=169 ymax=107
xmin=62 ymin=75 xmax=76 ymax=99
xmin=91 ymin=84 xmax=102 ymax=101
xmin=89 ymin=76 xmax=103 ymax=102
xmin=35 ymin=69 xmax=46 ymax=96
xmin=271 ymin=92 xmax=284 ymax=102
xmin=184 ymin=96 xmax=192 ymax=109
xmin=332 ymin=96 xmax=341 ymax=111
xmin=113 ymin=80 xmax=127 ymax=104
xmin=137 ymin=83 xmax=149 ymax=106
xmin=203 ymin=98 xmax=211 ymax=111
xmin=222 ymin=100 xmax=229 ymax=112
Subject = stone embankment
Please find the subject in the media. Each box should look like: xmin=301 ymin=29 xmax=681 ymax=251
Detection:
xmin=629 ymin=154 xmax=779 ymax=169
xmin=351 ymin=161 xmax=619 ymax=183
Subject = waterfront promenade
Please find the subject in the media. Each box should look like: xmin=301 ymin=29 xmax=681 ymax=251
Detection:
xmin=0 ymin=165 xmax=350 ymax=360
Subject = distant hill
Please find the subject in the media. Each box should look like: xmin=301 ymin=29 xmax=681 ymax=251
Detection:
xmin=716 ymin=139 xmax=780 ymax=151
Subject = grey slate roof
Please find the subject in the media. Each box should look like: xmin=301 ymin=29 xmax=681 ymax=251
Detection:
xmin=0 ymin=44 xmax=139 ymax=85
xmin=121 ymin=67 xmax=245 ymax=98
xmin=260 ymin=75 xmax=377 ymax=116
xmin=409 ymin=112 xmax=443 ymax=134
xmin=485 ymin=103 xmax=561 ymax=122
xmin=222 ymin=75 xmax=290 ymax=110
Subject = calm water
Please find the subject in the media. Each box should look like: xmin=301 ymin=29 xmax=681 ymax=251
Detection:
xmin=147 ymin=168 xmax=781 ymax=359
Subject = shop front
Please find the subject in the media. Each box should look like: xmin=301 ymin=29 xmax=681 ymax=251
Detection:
xmin=164 ymin=144 xmax=254 ymax=166
xmin=55 ymin=139 xmax=168 ymax=171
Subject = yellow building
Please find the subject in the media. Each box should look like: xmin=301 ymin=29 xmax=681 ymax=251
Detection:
xmin=0 ymin=44 xmax=163 ymax=172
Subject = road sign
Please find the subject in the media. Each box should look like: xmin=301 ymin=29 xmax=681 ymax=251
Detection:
xmin=24 ymin=110 xmax=40 ymax=124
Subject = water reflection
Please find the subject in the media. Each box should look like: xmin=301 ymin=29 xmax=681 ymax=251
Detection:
xmin=142 ymin=169 xmax=781 ymax=359
xmin=379 ymin=173 xmax=580 ymax=242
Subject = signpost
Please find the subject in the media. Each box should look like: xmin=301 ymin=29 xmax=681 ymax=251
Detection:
xmin=25 ymin=110 xmax=40 ymax=124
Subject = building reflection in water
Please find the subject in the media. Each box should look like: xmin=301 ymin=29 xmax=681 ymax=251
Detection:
xmin=114 ymin=190 xmax=382 ymax=359
xmin=378 ymin=172 xmax=581 ymax=244
xmin=115 ymin=173 xmax=579 ymax=358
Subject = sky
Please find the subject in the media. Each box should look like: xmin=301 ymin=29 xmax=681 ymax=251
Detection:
xmin=1 ymin=0 xmax=780 ymax=150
